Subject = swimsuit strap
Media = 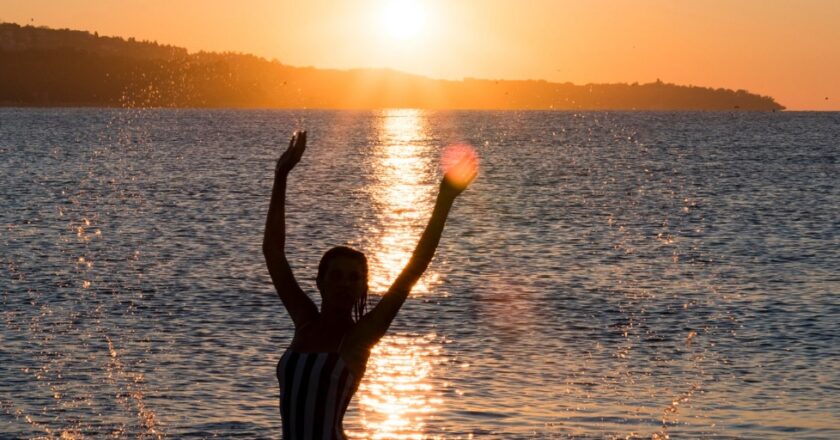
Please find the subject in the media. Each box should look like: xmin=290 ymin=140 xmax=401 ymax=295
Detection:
xmin=337 ymin=333 xmax=347 ymax=353
xmin=297 ymin=320 xmax=315 ymax=332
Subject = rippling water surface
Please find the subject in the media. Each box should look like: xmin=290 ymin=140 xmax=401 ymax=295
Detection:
xmin=1 ymin=109 xmax=838 ymax=439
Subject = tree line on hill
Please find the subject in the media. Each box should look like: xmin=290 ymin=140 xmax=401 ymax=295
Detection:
xmin=0 ymin=23 xmax=784 ymax=110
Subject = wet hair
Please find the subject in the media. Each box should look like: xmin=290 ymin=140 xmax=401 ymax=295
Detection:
xmin=316 ymin=246 xmax=368 ymax=322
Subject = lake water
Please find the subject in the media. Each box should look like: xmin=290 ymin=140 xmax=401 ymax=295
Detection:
xmin=1 ymin=109 xmax=838 ymax=439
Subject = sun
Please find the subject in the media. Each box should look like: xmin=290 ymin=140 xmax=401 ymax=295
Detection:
xmin=379 ymin=0 xmax=427 ymax=41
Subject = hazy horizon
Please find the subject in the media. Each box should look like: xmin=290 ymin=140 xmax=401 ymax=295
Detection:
xmin=2 ymin=0 xmax=839 ymax=110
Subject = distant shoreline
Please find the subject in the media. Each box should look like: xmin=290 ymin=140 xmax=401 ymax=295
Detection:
xmin=1 ymin=22 xmax=785 ymax=111
xmin=0 ymin=105 xmax=792 ymax=112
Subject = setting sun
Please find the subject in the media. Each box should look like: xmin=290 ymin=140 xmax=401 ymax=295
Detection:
xmin=379 ymin=0 xmax=427 ymax=41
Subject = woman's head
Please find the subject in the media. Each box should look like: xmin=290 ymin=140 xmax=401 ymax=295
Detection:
xmin=316 ymin=246 xmax=368 ymax=321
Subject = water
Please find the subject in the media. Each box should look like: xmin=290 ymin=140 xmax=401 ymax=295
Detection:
xmin=1 ymin=108 xmax=838 ymax=439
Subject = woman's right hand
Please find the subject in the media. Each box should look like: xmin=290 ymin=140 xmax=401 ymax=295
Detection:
xmin=275 ymin=130 xmax=307 ymax=176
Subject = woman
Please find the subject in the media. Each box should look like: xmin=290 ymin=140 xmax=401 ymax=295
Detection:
xmin=263 ymin=131 xmax=477 ymax=439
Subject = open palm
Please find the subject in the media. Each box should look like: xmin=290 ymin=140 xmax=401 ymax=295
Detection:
xmin=276 ymin=130 xmax=307 ymax=175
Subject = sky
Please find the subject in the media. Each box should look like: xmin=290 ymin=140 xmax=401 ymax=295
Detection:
xmin=2 ymin=0 xmax=839 ymax=110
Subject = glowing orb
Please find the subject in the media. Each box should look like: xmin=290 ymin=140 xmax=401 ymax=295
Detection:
xmin=441 ymin=143 xmax=479 ymax=190
xmin=380 ymin=0 xmax=427 ymax=40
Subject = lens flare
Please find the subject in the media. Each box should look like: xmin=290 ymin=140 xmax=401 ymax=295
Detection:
xmin=441 ymin=143 xmax=479 ymax=190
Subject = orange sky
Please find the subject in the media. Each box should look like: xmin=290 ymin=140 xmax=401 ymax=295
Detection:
xmin=3 ymin=0 xmax=839 ymax=110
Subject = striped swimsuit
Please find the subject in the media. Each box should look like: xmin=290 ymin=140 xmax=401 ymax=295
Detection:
xmin=277 ymin=349 xmax=360 ymax=440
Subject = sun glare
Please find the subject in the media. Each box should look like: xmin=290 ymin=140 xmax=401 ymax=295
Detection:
xmin=379 ymin=0 xmax=427 ymax=40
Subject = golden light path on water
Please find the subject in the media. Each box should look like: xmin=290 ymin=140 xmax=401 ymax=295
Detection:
xmin=367 ymin=108 xmax=438 ymax=295
xmin=349 ymin=109 xmax=444 ymax=439
xmin=354 ymin=334 xmax=444 ymax=440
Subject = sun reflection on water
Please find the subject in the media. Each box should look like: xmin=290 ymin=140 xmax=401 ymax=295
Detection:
xmin=352 ymin=334 xmax=444 ymax=440
xmin=351 ymin=109 xmax=444 ymax=438
xmin=367 ymin=108 xmax=438 ymax=296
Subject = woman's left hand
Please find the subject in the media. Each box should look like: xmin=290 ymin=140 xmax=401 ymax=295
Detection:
xmin=441 ymin=145 xmax=479 ymax=196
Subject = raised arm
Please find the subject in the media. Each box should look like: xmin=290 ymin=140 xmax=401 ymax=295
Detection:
xmin=354 ymin=149 xmax=478 ymax=346
xmin=263 ymin=131 xmax=318 ymax=328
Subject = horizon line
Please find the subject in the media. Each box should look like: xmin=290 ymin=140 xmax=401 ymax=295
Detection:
xmin=1 ymin=21 xmax=784 ymax=102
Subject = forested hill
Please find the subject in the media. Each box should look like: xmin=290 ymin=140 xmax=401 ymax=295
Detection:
xmin=0 ymin=23 xmax=784 ymax=110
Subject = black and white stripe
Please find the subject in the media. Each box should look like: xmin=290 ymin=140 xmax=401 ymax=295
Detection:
xmin=277 ymin=350 xmax=359 ymax=440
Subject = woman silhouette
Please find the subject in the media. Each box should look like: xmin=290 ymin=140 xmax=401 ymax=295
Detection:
xmin=264 ymin=131 xmax=477 ymax=439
